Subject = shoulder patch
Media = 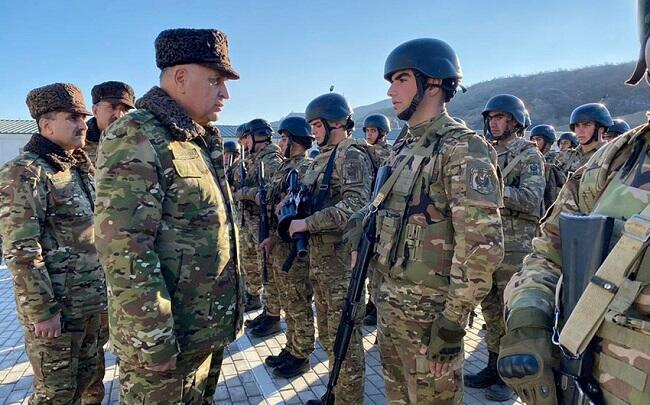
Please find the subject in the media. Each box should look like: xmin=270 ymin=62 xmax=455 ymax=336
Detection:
xmin=529 ymin=162 xmax=541 ymax=176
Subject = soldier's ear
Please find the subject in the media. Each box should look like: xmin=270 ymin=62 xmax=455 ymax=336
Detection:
xmin=172 ymin=66 xmax=188 ymax=94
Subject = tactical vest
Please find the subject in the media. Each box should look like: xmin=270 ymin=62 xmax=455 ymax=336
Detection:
xmin=576 ymin=130 xmax=650 ymax=404
xmin=373 ymin=122 xmax=473 ymax=290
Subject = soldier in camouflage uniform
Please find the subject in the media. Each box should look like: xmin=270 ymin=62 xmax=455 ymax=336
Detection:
xmin=84 ymin=81 xmax=135 ymax=166
xmin=347 ymin=38 xmax=504 ymax=405
xmin=555 ymin=131 xmax=578 ymax=170
xmin=463 ymin=94 xmax=545 ymax=401
xmin=0 ymin=83 xmax=106 ymax=404
xmin=93 ymin=28 xmax=243 ymax=404
xmin=234 ymin=118 xmax=285 ymax=337
xmin=80 ymin=80 xmax=135 ymax=405
xmin=530 ymin=124 xmax=567 ymax=213
xmin=558 ymin=103 xmax=613 ymax=177
xmin=223 ymin=139 xmax=241 ymax=184
xmin=288 ymin=92 xmax=374 ymax=405
xmin=604 ymin=118 xmax=632 ymax=142
xmin=259 ymin=116 xmax=316 ymax=378
xmin=361 ymin=113 xmax=392 ymax=326
xmin=500 ymin=5 xmax=650 ymax=402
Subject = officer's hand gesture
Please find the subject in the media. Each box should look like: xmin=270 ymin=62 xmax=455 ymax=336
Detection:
xmin=33 ymin=312 xmax=62 ymax=338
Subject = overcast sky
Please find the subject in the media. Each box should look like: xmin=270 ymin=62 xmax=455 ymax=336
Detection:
xmin=0 ymin=0 xmax=639 ymax=125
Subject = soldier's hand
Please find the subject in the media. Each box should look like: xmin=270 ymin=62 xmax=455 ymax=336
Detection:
xmin=255 ymin=192 xmax=261 ymax=206
xmin=145 ymin=355 xmax=177 ymax=372
xmin=259 ymin=237 xmax=275 ymax=256
xmin=34 ymin=312 xmax=62 ymax=338
xmin=275 ymin=195 xmax=289 ymax=216
xmin=498 ymin=309 xmax=557 ymax=404
xmin=233 ymin=190 xmax=244 ymax=202
xmin=350 ymin=250 xmax=358 ymax=269
xmin=289 ymin=219 xmax=307 ymax=236
xmin=419 ymin=315 xmax=465 ymax=378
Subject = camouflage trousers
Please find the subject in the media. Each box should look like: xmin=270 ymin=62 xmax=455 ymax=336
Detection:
xmin=480 ymin=250 xmax=528 ymax=353
xmin=376 ymin=275 xmax=463 ymax=405
xmin=240 ymin=215 xmax=263 ymax=297
xmin=119 ymin=347 xmax=225 ymax=405
xmin=81 ymin=311 xmax=108 ymax=404
xmin=24 ymin=313 xmax=101 ymax=405
xmin=271 ymin=241 xmax=314 ymax=359
xmin=310 ymin=239 xmax=365 ymax=405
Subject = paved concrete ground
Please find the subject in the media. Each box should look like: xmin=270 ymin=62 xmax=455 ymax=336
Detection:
xmin=0 ymin=266 xmax=521 ymax=404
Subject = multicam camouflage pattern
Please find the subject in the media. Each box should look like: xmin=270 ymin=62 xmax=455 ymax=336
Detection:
xmin=366 ymin=112 xmax=504 ymax=402
xmin=118 ymin=348 xmax=221 ymax=405
xmin=558 ymin=142 xmax=604 ymax=176
xmin=376 ymin=275 xmax=463 ymax=404
xmin=368 ymin=140 xmax=392 ymax=167
xmin=482 ymin=137 xmax=545 ymax=353
xmin=94 ymin=87 xmax=243 ymax=373
xmin=302 ymin=135 xmax=375 ymax=404
xmin=238 ymin=142 xmax=283 ymax=308
xmin=82 ymin=312 xmax=109 ymax=404
xmin=0 ymin=134 xmax=106 ymax=325
xmin=266 ymin=154 xmax=315 ymax=359
xmin=505 ymin=123 xmax=650 ymax=404
xmin=23 ymin=313 xmax=101 ymax=404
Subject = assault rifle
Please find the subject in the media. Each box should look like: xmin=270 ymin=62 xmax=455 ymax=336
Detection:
xmin=277 ymin=169 xmax=310 ymax=272
xmin=258 ymin=161 xmax=269 ymax=283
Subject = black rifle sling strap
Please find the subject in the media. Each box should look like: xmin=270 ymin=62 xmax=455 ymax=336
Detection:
xmin=312 ymin=145 xmax=339 ymax=212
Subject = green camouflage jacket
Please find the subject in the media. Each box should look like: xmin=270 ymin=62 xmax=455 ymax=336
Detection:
xmin=495 ymin=137 xmax=546 ymax=252
xmin=302 ymin=136 xmax=374 ymax=243
xmin=238 ymin=142 xmax=284 ymax=221
xmin=94 ymin=86 xmax=243 ymax=369
xmin=505 ymin=123 xmax=650 ymax=404
xmin=0 ymin=134 xmax=106 ymax=325
xmin=371 ymin=112 xmax=504 ymax=324
xmin=559 ymin=142 xmax=603 ymax=176
xmin=368 ymin=140 xmax=392 ymax=168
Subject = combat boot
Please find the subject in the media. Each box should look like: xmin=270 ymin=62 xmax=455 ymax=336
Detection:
xmin=464 ymin=350 xmax=499 ymax=388
xmin=265 ymin=348 xmax=290 ymax=368
xmin=363 ymin=301 xmax=377 ymax=326
xmin=485 ymin=376 xmax=514 ymax=401
xmin=245 ymin=309 xmax=267 ymax=329
xmin=244 ymin=293 xmax=262 ymax=312
xmin=272 ymin=352 xmax=310 ymax=378
xmin=250 ymin=315 xmax=281 ymax=337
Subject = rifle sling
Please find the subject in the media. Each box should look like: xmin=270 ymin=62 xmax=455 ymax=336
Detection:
xmin=559 ymin=204 xmax=650 ymax=356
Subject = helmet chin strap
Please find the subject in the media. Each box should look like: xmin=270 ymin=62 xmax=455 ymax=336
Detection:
xmin=398 ymin=73 xmax=427 ymax=121
xmin=317 ymin=120 xmax=332 ymax=147
xmin=284 ymin=138 xmax=293 ymax=158
xmin=583 ymin=127 xmax=600 ymax=145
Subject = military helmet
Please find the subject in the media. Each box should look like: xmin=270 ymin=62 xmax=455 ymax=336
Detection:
xmin=305 ymin=93 xmax=353 ymax=123
xmin=482 ymin=94 xmax=530 ymax=128
xmin=569 ymin=103 xmax=614 ymax=131
xmin=530 ymin=124 xmax=557 ymax=143
xmin=362 ymin=114 xmax=391 ymax=133
xmin=223 ymin=140 xmax=240 ymax=154
xmin=247 ymin=118 xmax=273 ymax=138
xmin=606 ymin=118 xmax=631 ymax=136
xmin=384 ymin=38 xmax=462 ymax=82
xmin=236 ymin=123 xmax=249 ymax=138
xmin=278 ymin=116 xmax=315 ymax=148
xmin=558 ymin=131 xmax=579 ymax=147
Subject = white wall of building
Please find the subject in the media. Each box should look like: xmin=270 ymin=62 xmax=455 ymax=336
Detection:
xmin=0 ymin=134 xmax=30 ymax=167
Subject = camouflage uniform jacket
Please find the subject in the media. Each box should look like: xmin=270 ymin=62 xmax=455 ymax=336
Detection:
xmin=302 ymin=136 xmax=374 ymax=243
xmin=83 ymin=117 xmax=101 ymax=166
xmin=371 ymin=113 xmax=504 ymax=324
xmin=226 ymin=155 xmax=241 ymax=188
xmin=238 ymin=143 xmax=284 ymax=218
xmin=0 ymin=133 xmax=106 ymax=325
xmin=495 ymin=137 xmax=546 ymax=252
xmin=94 ymin=86 xmax=243 ymax=369
xmin=266 ymin=154 xmax=312 ymax=233
xmin=559 ymin=142 xmax=603 ymax=176
xmin=505 ymin=124 xmax=650 ymax=404
xmin=368 ymin=140 xmax=392 ymax=168
xmin=544 ymin=149 xmax=559 ymax=165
